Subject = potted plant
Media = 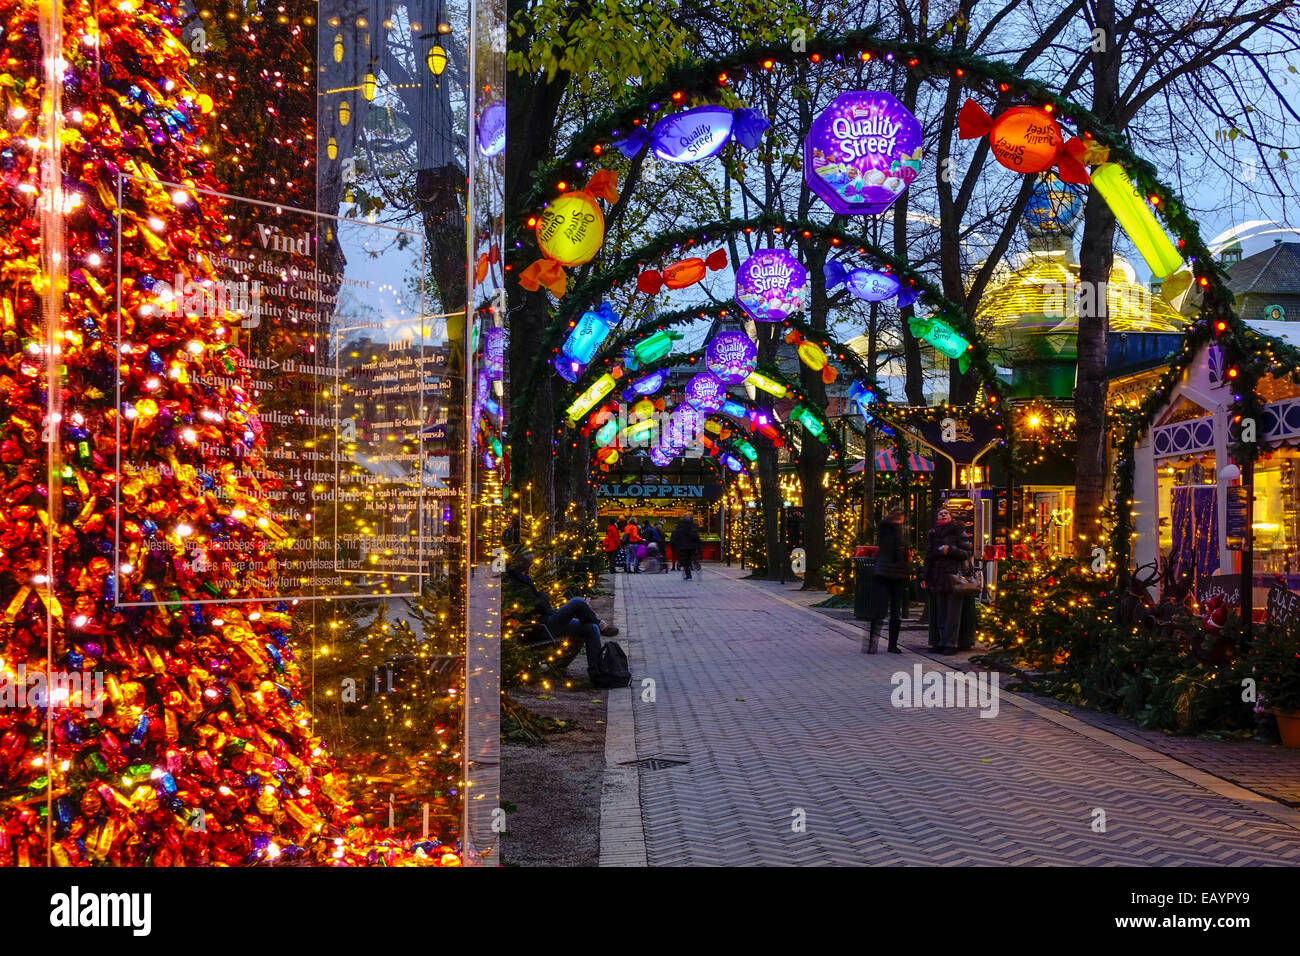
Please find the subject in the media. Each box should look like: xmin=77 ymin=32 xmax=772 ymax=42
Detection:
xmin=1251 ymin=618 xmax=1300 ymax=748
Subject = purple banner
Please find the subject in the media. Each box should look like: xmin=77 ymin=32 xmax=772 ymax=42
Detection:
xmin=805 ymin=91 xmax=923 ymax=215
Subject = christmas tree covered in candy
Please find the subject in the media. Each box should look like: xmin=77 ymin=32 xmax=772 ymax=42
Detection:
xmin=0 ymin=0 xmax=457 ymax=865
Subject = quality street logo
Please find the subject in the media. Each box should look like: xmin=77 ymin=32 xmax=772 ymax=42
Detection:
xmin=0 ymin=665 xmax=105 ymax=718
xmin=50 ymin=886 xmax=151 ymax=936
xmin=890 ymin=664 xmax=1000 ymax=718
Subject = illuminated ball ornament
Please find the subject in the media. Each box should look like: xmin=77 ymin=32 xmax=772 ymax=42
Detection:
xmin=536 ymin=191 xmax=604 ymax=267
xmin=705 ymin=329 xmax=757 ymax=385
xmin=684 ymin=371 xmax=727 ymax=413
xmin=735 ymin=249 xmax=808 ymax=322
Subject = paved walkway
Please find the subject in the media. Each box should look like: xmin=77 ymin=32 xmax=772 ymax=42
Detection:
xmin=601 ymin=564 xmax=1300 ymax=866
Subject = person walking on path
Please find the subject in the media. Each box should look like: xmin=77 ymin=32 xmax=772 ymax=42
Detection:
xmin=602 ymin=522 xmax=621 ymax=573
xmin=864 ymin=506 xmax=908 ymax=654
xmin=670 ymin=514 xmax=701 ymax=580
xmin=922 ymin=508 xmax=971 ymax=653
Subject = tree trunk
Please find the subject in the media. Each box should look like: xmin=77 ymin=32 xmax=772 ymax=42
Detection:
xmin=754 ymin=323 xmax=786 ymax=580
xmin=1074 ymin=0 xmax=1120 ymax=560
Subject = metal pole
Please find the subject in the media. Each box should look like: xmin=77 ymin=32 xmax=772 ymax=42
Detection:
xmin=1241 ymin=458 xmax=1255 ymax=648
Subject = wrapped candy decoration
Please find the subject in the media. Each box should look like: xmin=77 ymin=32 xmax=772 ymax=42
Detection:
xmin=847 ymin=380 xmax=876 ymax=422
xmin=783 ymin=329 xmax=838 ymax=384
xmin=823 ymin=259 xmax=921 ymax=307
xmin=909 ymin=314 xmax=973 ymax=372
xmin=554 ymin=302 xmax=618 ymax=382
xmin=520 ymin=170 xmax=620 ymax=294
xmin=789 ymin=405 xmax=827 ymax=440
xmin=637 ymin=249 xmax=727 ymax=295
xmin=1089 ymin=163 xmax=1183 ymax=279
xmin=621 ymin=368 xmax=668 ymax=400
xmin=624 ymin=328 xmax=684 ymax=370
xmin=649 ymin=445 xmax=677 ymax=467
xmin=566 ymin=368 xmax=624 ymax=424
xmin=744 ymin=370 xmax=789 ymax=398
xmin=957 ymin=100 xmax=1089 ymax=184
xmin=612 ymin=105 xmax=770 ymax=162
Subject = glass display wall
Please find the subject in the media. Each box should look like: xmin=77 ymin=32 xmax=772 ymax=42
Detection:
xmin=0 ymin=0 xmax=498 ymax=866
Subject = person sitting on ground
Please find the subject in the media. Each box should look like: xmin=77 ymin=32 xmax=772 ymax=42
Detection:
xmin=503 ymin=545 xmax=618 ymax=685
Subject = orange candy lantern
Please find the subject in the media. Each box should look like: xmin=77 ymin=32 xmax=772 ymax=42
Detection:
xmin=637 ymin=249 xmax=728 ymax=295
xmin=784 ymin=329 xmax=838 ymax=384
xmin=958 ymin=100 xmax=1089 ymax=184
xmin=521 ymin=171 xmax=620 ymax=296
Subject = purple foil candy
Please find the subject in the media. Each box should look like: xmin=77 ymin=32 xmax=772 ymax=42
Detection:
xmin=477 ymin=100 xmax=506 ymax=157
xmin=650 ymin=105 xmax=734 ymax=163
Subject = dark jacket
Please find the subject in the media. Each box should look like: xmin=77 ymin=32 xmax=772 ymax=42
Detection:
xmin=670 ymin=519 xmax=701 ymax=553
xmin=874 ymin=518 xmax=909 ymax=581
xmin=503 ymin=569 xmax=551 ymax=620
xmin=924 ymin=520 xmax=970 ymax=593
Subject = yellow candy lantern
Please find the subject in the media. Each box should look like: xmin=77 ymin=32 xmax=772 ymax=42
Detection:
xmin=1090 ymin=163 xmax=1183 ymax=279
xmin=535 ymin=191 xmax=604 ymax=267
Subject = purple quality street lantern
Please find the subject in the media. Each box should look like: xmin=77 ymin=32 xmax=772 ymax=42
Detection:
xmin=684 ymin=371 xmax=727 ymax=413
xmin=485 ymin=326 xmax=504 ymax=381
xmin=805 ymin=91 xmax=923 ymax=215
xmin=477 ymin=100 xmax=506 ymax=157
xmin=705 ymin=329 xmax=758 ymax=385
xmin=735 ymin=249 xmax=808 ymax=323
xmin=650 ymin=105 xmax=735 ymax=163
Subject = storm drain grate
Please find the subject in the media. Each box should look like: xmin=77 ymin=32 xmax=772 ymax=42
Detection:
xmin=620 ymin=756 xmax=690 ymax=771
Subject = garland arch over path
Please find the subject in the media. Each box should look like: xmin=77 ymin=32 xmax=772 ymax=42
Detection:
xmin=512 ymin=28 xmax=1255 ymax=575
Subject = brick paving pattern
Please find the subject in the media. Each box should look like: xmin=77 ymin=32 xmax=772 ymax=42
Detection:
xmin=620 ymin=564 xmax=1300 ymax=865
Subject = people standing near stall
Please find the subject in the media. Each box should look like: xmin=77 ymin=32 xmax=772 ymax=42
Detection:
xmin=865 ymin=506 xmax=908 ymax=654
xmin=923 ymin=508 xmax=971 ymax=653
xmin=623 ymin=518 xmax=644 ymax=573
xmin=671 ymin=513 xmax=702 ymax=580
xmin=602 ymin=521 xmax=622 ymax=573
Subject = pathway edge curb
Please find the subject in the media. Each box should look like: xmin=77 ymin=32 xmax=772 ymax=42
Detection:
xmin=598 ymin=573 xmax=648 ymax=866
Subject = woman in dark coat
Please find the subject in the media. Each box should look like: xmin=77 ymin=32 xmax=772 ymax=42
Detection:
xmin=923 ymin=508 xmax=971 ymax=653
xmin=669 ymin=514 xmax=701 ymax=580
xmin=865 ymin=506 xmax=909 ymax=654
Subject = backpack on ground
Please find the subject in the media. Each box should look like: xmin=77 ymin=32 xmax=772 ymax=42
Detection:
xmin=594 ymin=641 xmax=631 ymax=688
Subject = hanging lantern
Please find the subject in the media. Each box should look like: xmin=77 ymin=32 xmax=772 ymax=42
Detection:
xmin=790 ymin=406 xmax=826 ymax=439
xmin=958 ymin=100 xmax=1089 ymax=183
xmin=625 ymin=328 xmax=683 ymax=369
xmin=805 ymin=91 xmax=923 ymax=215
xmin=909 ymin=315 xmax=973 ymax=372
xmin=649 ymin=445 xmax=676 ymax=467
xmin=326 ymin=137 xmax=338 ymax=160
xmin=333 ymin=34 xmax=344 ymax=63
xmin=594 ymin=417 xmax=619 ymax=448
xmin=621 ymin=368 xmax=668 ymax=400
xmin=735 ymin=249 xmax=808 ymax=322
xmin=1090 ymin=163 xmax=1183 ymax=279
xmin=427 ymin=44 xmax=448 ymax=76
xmin=535 ymin=191 xmax=605 ymax=267
xmin=684 ymin=372 xmax=727 ymax=413
xmin=596 ymin=446 xmax=620 ymax=468
xmin=338 ymin=99 xmax=351 ymax=127
xmin=704 ymin=329 xmax=757 ymax=385
xmin=363 ymin=71 xmax=377 ymax=102
xmin=560 ymin=302 xmax=617 ymax=370
xmin=477 ymin=100 xmax=506 ymax=157
xmin=565 ymin=370 xmax=621 ymax=424
xmin=733 ymin=439 xmax=758 ymax=462
xmin=783 ymin=329 xmax=837 ymax=384
xmin=744 ymin=370 xmax=788 ymax=397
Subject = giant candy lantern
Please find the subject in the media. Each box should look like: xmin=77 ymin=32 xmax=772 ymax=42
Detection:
xmin=909 ymin=314 xmax=973 ymax=372
xmin=476 ymin=99 xmax=506 ymax=157
xmin=612 ymin=105 xmax=769 ymax=162
xmin=805 ymin=91 xmax=924 ymax=215
xmin=735 ymin=249 xmax=808 ymax=322
xmin=638 ymin=249 xmax=728 ymax=295
xmin=705 ymin=329 xmax=758 ymax=385
xmin=824 ymin=259 xmax=921 ymax=307
xmin=1089 ymin=163 xmax=1183 ymax=279
xmin=957 ymin=100 xmax=1089 ymax=184
xmin=783 ymin=329 xmax=837 ymax=384
xmin=520 ymin=170 xmax=620 ymax=295
xmin=554 ymin=301 xmax=617 ymax=382
xmin=684 ymin=371 xmax=728 ymax=412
